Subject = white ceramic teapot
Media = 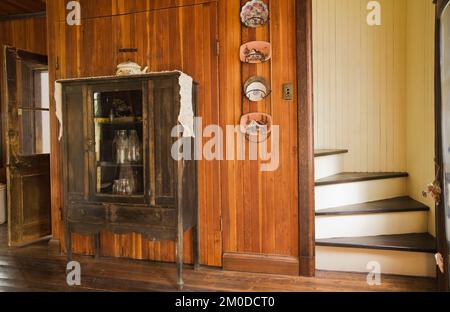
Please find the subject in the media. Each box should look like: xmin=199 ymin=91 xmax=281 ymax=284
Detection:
xmin=116 ymin=61 xmax=149 ymax=76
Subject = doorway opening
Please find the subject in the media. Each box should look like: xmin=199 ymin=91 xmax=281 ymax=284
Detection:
xmin=1 ymin=46 xmax=51 ymax=248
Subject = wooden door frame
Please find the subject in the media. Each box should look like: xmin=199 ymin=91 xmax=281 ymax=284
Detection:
xmin=434 ymin=0 xmax=450 ymax=292
xmin=296 ymin=0 xmax=315 ymax=277
xmin=3 ymin=46 xmax=51 ymax=247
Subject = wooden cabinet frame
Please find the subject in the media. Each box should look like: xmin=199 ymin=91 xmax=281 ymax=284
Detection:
xmin=59 ymin=73 xmax=198 ymax=290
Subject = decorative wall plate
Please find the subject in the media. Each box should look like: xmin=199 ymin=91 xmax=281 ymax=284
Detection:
xmin=240 ymin=41 xmax=272 ymax=63
xmin=239 ymin=112 xmax=273 ymax=143
xmin=243 ymin=76 xmax=270 ymax=102
xmin=240 ymin=0 xmax=269 ymax=28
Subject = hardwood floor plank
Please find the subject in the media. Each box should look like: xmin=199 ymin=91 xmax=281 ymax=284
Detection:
xmin=0 ymin=225 xmax=437 ymax=292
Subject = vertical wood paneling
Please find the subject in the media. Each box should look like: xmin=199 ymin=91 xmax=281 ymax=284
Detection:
xmin=313 ymin=0 xmax=434 ymax=234
xmin=313 ymin=0 xmax=407 ymax=172
xmin=220 ymin=0 xmax=299 ymax=258
xmin=47 ymin=0 xmax=299 ymax=268
xmin=219 ymin=0 xmax=241 ymax=254
xmin=406 ymin=0 xmax=436 ymax=235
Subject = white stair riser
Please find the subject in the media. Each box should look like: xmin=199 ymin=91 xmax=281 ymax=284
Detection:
xmin=315 ymin=154 xmax=345 ymax=180
xmin=316 ymin=246 xmax=436 ymax=277
xmin=316 ymin=211 xmax=428 ymax=239
xmin=316 ymin=178 xmax=407 ymax=210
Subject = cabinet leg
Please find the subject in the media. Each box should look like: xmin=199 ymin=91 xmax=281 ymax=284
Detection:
xmin=94 ymin=233 xmax=101 ymax=259
xmin=176 ymin=237 xmax=184 ymax=291
xmin=193 ymin=224 xmax=200 ymax=270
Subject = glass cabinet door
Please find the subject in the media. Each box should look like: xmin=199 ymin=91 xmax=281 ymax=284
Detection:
xmin=91 ymin=87 xmax=146 ymax=200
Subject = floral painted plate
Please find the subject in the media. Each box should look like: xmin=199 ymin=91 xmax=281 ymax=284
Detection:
xmin=240 ymin=0 xmax=269 ymax=28
xmin=239 ymin=41 xmax=272 ymax=64
xmin=239 ymin=112 xmax=273 ymax=143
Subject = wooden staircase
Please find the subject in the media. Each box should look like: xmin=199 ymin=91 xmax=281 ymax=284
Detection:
xmin=314 ymin=149 xmax=437 ymax=277
xmin=317 ymin=233 xmax=436 ymax=253
xmin=316 ymin=172 xmax=409 ymax=186
xmin=316 ymin=197 xmax=430 ymax=216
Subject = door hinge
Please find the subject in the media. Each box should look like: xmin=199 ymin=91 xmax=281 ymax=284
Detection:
xmin=55 ymin=56 xmax=59 ymax=70
xmin=216 ymin=41 xmax=220 ymax=56
xmin=59 ymin=206 xmax=64 ymax=221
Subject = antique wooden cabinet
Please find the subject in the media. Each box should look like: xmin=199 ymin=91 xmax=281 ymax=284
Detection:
xmin=58 ymin=73 xmax=198 ymax=289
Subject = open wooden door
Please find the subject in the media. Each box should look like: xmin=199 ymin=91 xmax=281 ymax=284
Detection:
xmin=4 ymin=47 xmax=51 ymax=247
xmin=436 ymin=0 xmax=450 ymax=292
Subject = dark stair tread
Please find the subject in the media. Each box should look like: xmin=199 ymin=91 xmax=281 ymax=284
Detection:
xmin=314 ymin=149 xmax=349 ymax=158
xmin=316 ymin=197 xmax=429 ymax=217
xmin=315 ymin=172 xmax=409 ymax=186
xmin=316 ymin=233 xmax=436 ymax=253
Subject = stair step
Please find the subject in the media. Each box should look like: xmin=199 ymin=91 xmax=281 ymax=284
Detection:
xmin=316 ymin=246 xmax=436 ymax=277
xmin=314 ymin=151 xmax=345 ymax=180
xmin=316 ymin=197 xmax=429 ymax=216
xmin=314 ymin=149 xmax=348 ymax=158
xmin=316 ymin=233 xmax=436 ymax=253
xmin=315 ymin=172 xmax=409 ymax=186
xmin=316 ymin=211 xmax=428 ymax=239
xmin=315 ymin=176 xmax=407 ymax=210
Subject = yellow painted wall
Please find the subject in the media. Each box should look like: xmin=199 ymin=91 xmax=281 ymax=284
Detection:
xmin=406 ymin=0 xmax=436 ymax=235
xmin=313 ymin=0 xmax=436 ymax=235
xmin=313 ymin=0 xmax=407 ymax=172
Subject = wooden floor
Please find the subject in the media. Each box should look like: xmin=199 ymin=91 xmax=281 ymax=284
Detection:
xmin=0 ymin=225 xmax=436 ymax=292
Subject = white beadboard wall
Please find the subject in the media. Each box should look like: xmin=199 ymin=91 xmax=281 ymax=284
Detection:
xmin=313 ymin=0 xmax=407 ymax=172
xmin=406 ymin=0 xmax=436 ymax=236
xmin=313 ymin=0 xmax=436 ymax=235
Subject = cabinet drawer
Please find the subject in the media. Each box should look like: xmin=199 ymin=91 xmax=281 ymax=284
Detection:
xmin=69 ymin=205 xmax=107 ymax=223
xmin=110 ymin=207 xmax=176 ymax=227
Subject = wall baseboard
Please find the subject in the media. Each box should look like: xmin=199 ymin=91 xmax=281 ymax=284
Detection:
xmin=223 ymin=253 xmax=299 ymax=276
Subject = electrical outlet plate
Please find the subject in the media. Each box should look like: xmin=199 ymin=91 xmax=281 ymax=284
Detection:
xmin=283 ymin=83 xmax=293 ymax=100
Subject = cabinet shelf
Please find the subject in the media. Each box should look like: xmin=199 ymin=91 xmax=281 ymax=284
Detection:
xmin=94 ymin=117 xmax=143 ymax=125
xmin=96 ymin=192 xmax=144 ymax=199
xmin=96 ymin=161 xmax=143 ymax=168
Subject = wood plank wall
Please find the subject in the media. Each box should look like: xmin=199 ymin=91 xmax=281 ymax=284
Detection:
xmin=219 ymin=0 xmax=299 ymax=274
xmin=46 ymin=0 xmax=299 ymax=270
xmin=312 ymin=0 xmax=407 ymax=172
xmin=0 ymin=16 xmax=47 ymax=183
xmin=47 ymin=0 xmax=221 ymax=266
